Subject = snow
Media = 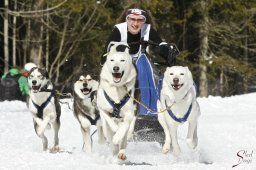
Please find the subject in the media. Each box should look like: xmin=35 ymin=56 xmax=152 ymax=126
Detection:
xmin=0 ymin=93 xmax=256 ymax=170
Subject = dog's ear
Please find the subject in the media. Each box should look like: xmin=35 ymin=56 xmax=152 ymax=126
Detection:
xmin=108 ymin=41 xmax=129 ymax=54
xmin=39 ymin=68 xmax=49 ymax=79
xmin=29 ymin=67 xmax=38 ymax=75
xmin=116 ymin=44 xmax=130 ymax=54
xmin=107 ymin=42 xmax=115 ymax=53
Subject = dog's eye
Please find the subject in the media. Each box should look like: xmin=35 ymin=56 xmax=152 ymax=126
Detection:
xmin=110 ymin=59 xmax=114 ymax=62
xmin=38 ymin=75 xmax=44 ymax=79
xmin=170 ymin=73 xmax=174 ymax=75
xmin=180 ymin=73 xmax=184 ymax=75
xmin=87 ymin=79 xmax=92 ymax=81
xmin=29 ymin=75 xmax=33 ymax=79
xmin=79 ymin=79 xmax=83 ymax=82
xmin=120 ymin=59 xmax=125 ymax=62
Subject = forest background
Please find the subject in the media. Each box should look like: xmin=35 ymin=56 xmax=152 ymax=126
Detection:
xmin=0 ymin=0 xmax=256 ymax=97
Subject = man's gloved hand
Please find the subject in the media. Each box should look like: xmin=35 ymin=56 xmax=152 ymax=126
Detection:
xmin=158 ymin=43 xmax=180 ymax=66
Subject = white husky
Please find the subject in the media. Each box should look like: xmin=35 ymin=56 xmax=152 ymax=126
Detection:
xmin=157 ymin=66 xmax=200 ymax=156
xmin=28 ymin=67 xmax=61 ymax=152
xmin=97 ymin=42 xmax=137 ymax=160
xmin=73 ymin=74 xmax=105 ymax=154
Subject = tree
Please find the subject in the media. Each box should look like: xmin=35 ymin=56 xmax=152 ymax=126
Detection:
xmin=4 ymin=0 xmax=9 ymax=73
xmin=197 ymin=0 xmax=209 ymax=97
xmin=1 ymin=0 xmax=256 ymax=96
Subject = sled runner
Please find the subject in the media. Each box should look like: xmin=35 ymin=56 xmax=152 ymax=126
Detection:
xmin=130 ymin=40 xmax=179 ymax=143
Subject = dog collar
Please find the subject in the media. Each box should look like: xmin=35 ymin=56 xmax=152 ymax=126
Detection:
xmin=104 ymin=90 xmax=131 ymax=118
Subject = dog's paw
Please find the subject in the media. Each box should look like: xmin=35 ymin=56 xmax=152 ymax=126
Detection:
xmin=50 ymin=145 xmax=60 ymax=153
xmin=118 ymin=150 xmax=127 ymax=161
xmin=162 ymin=144 xmax=170 ymax=154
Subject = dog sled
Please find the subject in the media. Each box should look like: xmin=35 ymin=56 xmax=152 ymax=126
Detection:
xmin=130 ymin=40 xmax=180 ymax=144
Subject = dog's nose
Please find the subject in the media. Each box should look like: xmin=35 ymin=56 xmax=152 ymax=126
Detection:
xmin=83 ymin=83 xmax=88 ymax=87
xmin=173 ymin=78 xmax=179 ymax=84
xmin=32 ymin=80 xmax=37 ymax=85
xmin=113 ymin=66 xmax=119 ymax=72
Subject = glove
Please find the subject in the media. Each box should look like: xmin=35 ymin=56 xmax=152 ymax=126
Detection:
xmin=158 ymin=43 xmax=180 ymax=66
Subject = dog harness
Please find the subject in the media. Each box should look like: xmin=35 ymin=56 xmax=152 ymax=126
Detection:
xmin=104 ymin=90 xmax=131 ymax=118
xmin=75 ymin=90 xmax=100 ymax=125
xmin=84 ymin=114 xmax=100 ymax=126
xmin=76 ymin=103 xmax=100 ymax=125
xmin=32 ymin=92 xmax=54 ymax=119
xmin=165 ymin=83 xmax=197 ymax=123
xmin=167 ymin=103 xmax=192 ymax=123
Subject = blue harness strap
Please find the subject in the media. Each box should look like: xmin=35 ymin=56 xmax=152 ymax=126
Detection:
xmin=32 ymin=92 xmax=54 ymax=119
xmin=104 ymin=90 xmax=131 ymax=118
xmin=167 ymin=103 xmax=192 ymax=123
xmin=136 ymin=53 xmax=158 ymax=116
xmin=165 ymin=83 xmax=197 ymax=123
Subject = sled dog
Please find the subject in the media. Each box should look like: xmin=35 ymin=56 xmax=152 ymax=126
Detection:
xmin=157 ymin=66 xmax=200 ymax=156
xmin=97 ymin=42 xmax=137 ymax=160
xmin=73 ymin=74 xmax=105 ymax=153
xmin=28 ymin=67 xmax=61 ymax=152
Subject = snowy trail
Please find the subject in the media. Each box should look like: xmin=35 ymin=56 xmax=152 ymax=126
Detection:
xmin=0 ymin=93 xmax=256 ymax=170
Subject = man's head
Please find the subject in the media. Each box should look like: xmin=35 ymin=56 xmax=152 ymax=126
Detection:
xmin=126 ymin=8 xmax=146 ymax=34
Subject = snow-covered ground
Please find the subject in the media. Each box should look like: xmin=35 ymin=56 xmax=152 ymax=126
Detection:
xmin=0 ymin=93 xmax=255 ymax=170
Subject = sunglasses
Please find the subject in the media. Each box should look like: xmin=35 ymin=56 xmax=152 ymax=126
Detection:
xmin=127 ymin=17 xmax=146 ymax=23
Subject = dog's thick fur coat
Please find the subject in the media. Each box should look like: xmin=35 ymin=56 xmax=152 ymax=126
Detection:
xmin=73 ymin=75 xmax=105 ymax=153
xmin=158 ymin=66 xmax=200 ymax=156
xmin=97 ymin=42 xmax=137 ymax=160
xmin=28 ymin=67 xmax=61 ymax=152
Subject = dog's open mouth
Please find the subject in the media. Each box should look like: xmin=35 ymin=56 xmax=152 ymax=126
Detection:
xmin=171 ymin=84 xmax=184 ymax=90
xmin=32 ymin=85 xmax=41 ymax=93
xmin=112 ymin=71 xmax=124 ymax=83
xmin=81 ymin=88 xmax=91 ymax=95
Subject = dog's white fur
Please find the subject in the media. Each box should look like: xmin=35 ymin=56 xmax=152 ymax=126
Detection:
xmin=157 ymin=66 xmax=200 ymax=156
xmin=28 ymin=67 xmax=61 ymax=152
xmin=73 ymin=74 xmax=105 ymax=154
xmin=97 ymin=42 xmax=137 ymax=160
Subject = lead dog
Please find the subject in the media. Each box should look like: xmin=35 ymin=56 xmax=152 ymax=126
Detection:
xmin=157 ymin=66 xmax=200 ymax=156
xmin=73 ymin=74 xmax=105 ymax=154
xmin=28 ymin=67 xmax=61 ymax=152
xmin=97 ymin=42 xmax=137 ymax=160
